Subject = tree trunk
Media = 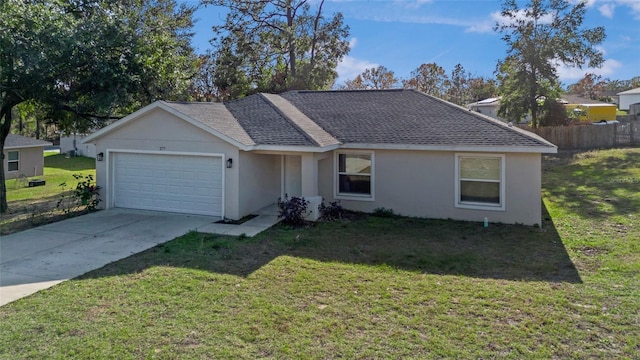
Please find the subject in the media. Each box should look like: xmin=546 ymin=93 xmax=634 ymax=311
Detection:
xmin=309 ymin=0 xmax=324 ymax=76
xmin=287 ymin=2 xmax=296 ymax=79
xmin=0 ymin=105 xmax=13 ymax=213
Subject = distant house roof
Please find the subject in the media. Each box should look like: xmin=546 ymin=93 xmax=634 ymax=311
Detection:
xmin=617 ymin=87 xmax=640 ymax=95
xmin=84 ymin=89 xmax=556 ymax=153
xmin=467 ymin=97 xmax=500 ymax=108
xmin=4 ymin=134 xmax=52 ymax=150
xmin=477 ymin=97 xmax=500 ymax=105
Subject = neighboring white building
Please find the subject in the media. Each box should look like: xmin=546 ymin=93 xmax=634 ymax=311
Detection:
xmin=617 ymin=87 xmax=640 ymax=111
xmin=60 ymin=134 xmax=96 ymax=158
xmin=467 ymin=98 xmax=530 ymax=124
xmin=467 ymin=98 xmax=503 ymax=121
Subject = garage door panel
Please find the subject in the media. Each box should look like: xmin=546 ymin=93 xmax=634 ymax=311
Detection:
xmin=113 ymin=153 xmax=223 ymax=216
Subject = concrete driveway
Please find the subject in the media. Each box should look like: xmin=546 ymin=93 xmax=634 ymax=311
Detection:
xmin=0 ymin=209 xmax=219 ymax=306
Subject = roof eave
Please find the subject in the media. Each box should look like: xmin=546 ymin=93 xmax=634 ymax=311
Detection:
xmin=5 ymin=142 xmax=53 ymax=150
xmin=250 ymin=144 xmax=340 ymax=153
xmin=339 ymin=143 xmax=558 ymax=154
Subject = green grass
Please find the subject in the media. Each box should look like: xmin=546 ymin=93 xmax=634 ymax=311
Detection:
xmin=1 ymin=153 xmax=96 ymax=235
xmin=6 ymin=152 xmax=95 ymax=202
xmin=0 ymin=148 xmax=638 ymax=358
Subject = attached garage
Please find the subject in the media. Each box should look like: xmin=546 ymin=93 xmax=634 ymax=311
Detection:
xmin=110 ymin=151 xmax=224 ymax=216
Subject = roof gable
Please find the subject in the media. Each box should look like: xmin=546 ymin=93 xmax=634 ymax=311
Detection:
xmin=81 ymin=101 xmax=252 ymax=149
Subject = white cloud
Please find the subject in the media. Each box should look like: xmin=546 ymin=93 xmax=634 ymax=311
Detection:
xmin=583 ymin=0 xmax=640 ymax=19
xmin=574 ymin=0 xmax=597 ymax=7
xmin=399 ymin=0 xmax=433 ymax=9
xmin=595 ymin=45 xmax=607 ymax=56
xmin=616 ymin=0 xmax=640 ymax=19
xmin=336 ymin=56 xmax=379 ymax=84
xmin=491 ymin=9 xmax=554 ymax=27
xmin=467 ymin=9 xmax=556 ymax=33
xmin=556 ymin=58 xmax=623 ymax=82
xmin=466 ymin=21 xmax=493 ymax=33
xmin=598 ymin=3 xmax=615 ymax=18
xmin=335 ymin=37 xmax=378 ymax=84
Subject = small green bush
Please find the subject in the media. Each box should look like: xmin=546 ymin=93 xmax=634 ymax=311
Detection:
xmin=372 ymin=207 xmax=395 ymax=218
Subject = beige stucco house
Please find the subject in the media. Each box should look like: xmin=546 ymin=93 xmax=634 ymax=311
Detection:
xmin=3 ymin=134 xmax=52 ymax=180
xmin=83 ymin=90 xmax=557 ymax=226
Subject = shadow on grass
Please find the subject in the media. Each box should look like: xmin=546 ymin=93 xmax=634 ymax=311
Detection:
xmin=80 ymin=203 xmax=581 ymax=284
xmin=542 ymin=149 xmax=640 ymax=219
xmin=44 ymin=154 xmax=95 ymax=171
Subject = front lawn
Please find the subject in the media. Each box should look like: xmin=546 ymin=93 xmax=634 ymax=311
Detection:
xmin=0 ymin=148 xmax=638 ymax=358
xmin=1 ymin=153 xmax=96 ymax=235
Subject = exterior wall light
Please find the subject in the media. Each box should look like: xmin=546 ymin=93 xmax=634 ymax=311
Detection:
xmin=97 ymin=152 xmax=104 ymax=161
xmin=226 ymin=158 xmax=233 ymax=168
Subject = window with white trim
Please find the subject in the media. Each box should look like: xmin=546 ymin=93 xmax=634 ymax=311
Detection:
xmin=455 ymin=154 xmax=505 ymax=210
xmin=7 ymin=151 xmax=19 ymax=172
xmin=336 ymin=151 xmax=373 ymax=199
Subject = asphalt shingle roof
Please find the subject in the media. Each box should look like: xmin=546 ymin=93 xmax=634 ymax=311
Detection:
xmin=281 ymin=89 xmax=553 ymax=148
xmin=225 ymin=94 xmax=318 ymax=146
xmin=163 ymin=101 xmax=255 ymax=146
xmin=110 ymin=90 xmax=554 ymax=151
xmin=5 ymin=134 xmax=52 ymax=149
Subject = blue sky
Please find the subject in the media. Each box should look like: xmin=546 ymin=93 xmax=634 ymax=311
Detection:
xmin=185 ymin=0 xmax=640 ymax=87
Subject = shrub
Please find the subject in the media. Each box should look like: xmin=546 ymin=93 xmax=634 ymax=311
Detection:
xmin=73 ymin=174 xmax=101 ymax=210
xmin=318 ymin=200 xmax=343 ymax=222
xmin=57 ymin=174 xmax=101 ymax=214
xmin=372 ymin=207 xmax=395 ymax=218
xmin=277 ymin=194 xmax=309 ymax=226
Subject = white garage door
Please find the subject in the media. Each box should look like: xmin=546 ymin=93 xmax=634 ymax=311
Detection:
xmin=113 ymin=152 xmax=223 ymax=216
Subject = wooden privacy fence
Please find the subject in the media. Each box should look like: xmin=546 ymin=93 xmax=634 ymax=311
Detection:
xmin=520 ymin=121 xmax=640 ymax=150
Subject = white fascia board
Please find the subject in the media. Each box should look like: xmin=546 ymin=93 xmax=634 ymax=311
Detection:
xmin=339 ymin=143 xmax=558 ymax=154
xmin=250 ymin=144 xmax=340 ymax=153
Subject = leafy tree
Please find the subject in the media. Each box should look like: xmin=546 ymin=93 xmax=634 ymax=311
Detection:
xmin=604 ymin=76 xmax=640 ymax=93
xmin=566 ymin=73 xmax=608 ymax=100
xmin=204 ymin=0 xmax=350 ymax=97
xmin=539 ymin=98 xmax=570 ymax=126
xmin=0 ymin=0 xmax=197 ymax=212
xmin=402 ymin=63 xmax=449 ymax=98
xmin=127 ymin=0 xmax=199 ymax=108
xmin=495 ymin=0 xmax=605 ymax=127
xmin=445 ymin=64 xmax=475 ymax=106
xmin=341 ymin=66 xmax=398 ymax=90
xmin=468 ymin=76 xmax=498 ymax=103
xmin=191 ymin=52 xmax=222 ymax=102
